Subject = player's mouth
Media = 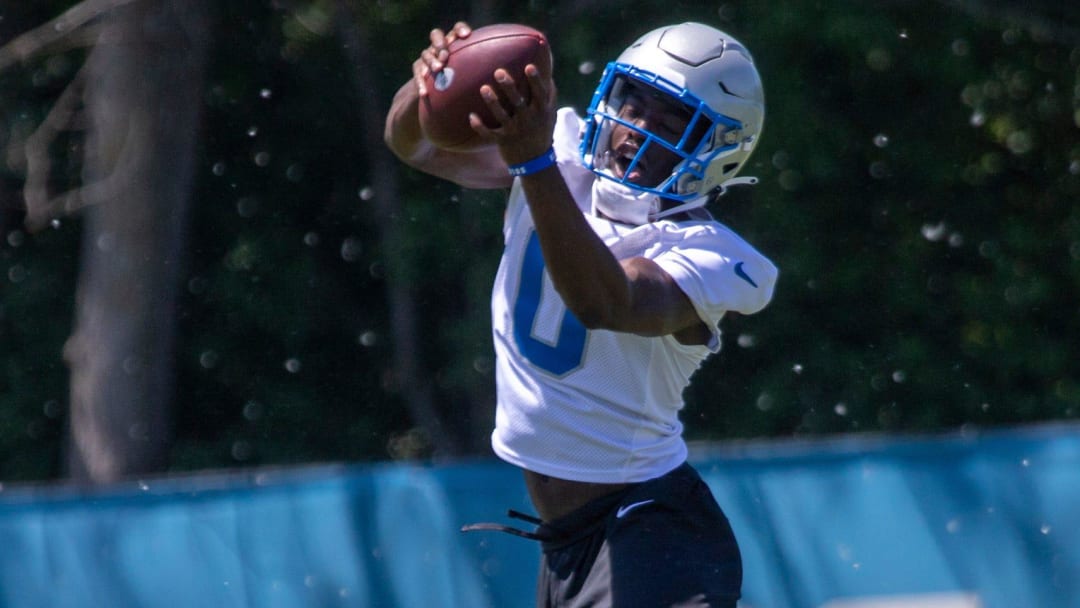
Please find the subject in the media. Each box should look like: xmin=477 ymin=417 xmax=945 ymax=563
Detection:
xmin=612 ymin=142 xmax=647 ymax=183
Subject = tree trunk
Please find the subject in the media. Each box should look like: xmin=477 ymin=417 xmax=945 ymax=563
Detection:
xmin=64 ymin=0 xmax=211 ymax=483
xmin=334 ymin=2 xmax=466 ymax=458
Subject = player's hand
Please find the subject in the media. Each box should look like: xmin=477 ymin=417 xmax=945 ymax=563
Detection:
xmin=470 ymin=63 xmax=557 ymax=167
xmin=412 ymin=22 xmax=471 ymax=97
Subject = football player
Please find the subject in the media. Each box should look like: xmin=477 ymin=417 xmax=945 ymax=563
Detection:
xmin=385 ymin=20 xmax=777 ymax=608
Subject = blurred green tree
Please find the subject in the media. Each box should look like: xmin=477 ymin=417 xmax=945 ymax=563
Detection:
xmin=0 ymin=0 xmax=1077 ymax=483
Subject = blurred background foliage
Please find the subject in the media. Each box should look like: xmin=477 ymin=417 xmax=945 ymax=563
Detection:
xmin=1 ymin=0 xmax=1078 ymax=481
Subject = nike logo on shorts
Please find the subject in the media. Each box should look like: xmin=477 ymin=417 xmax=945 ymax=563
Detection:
xmin=616 ymin=499 xmax=656 ymax=519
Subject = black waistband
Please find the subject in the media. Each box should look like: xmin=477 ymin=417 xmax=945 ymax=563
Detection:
xmin=460 ymin=463 xmax=697 ymax=545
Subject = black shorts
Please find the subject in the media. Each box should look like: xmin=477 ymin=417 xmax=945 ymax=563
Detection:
xmin=534 ymin=463 xmax=742 ymax=608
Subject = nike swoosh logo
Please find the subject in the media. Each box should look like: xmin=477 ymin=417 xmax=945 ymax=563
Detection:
xmin=734 ymin=261 xmax=758 ymax=288
xmin=616 ymin=499 xmax=656 ymax=519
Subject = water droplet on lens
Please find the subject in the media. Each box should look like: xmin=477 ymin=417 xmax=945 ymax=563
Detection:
xmin=7 ymin=265 xmax=27 ymax=283
xmin=96 ymin=233 xmax=115 ymax=251
xmin=232 ymin=441 xmax=253 ymax=461
xmin=237 ymin=197 xmax=259 ymax=218
xmin=43 ymin=400 xmax=60 ymax=418
xmin=286 ymin=163 xmax=304 ymax=182
xmin=188 ymin=276 xmax=208 ymax=294
xmin=128 ymin=422 xmax=149 ymax=440
xmin=200 ymin=350 xmax=219 ymax=369
xmin=756 ymin=392 xmax=774 ymax=411
xmin=472 ymin=356 xmax=493 ymax=373
xmin=921 ymin=222 xmax=948 ymax=242
xmin=737 ymin=334 xmax=756 ymax=348
xmin=123 ymin=357 xmax=142 ymax=375
xmin=243 ymin=400 xmax=264 ymax=421
xmin=340 ymin=237 xmax=362 ymax=262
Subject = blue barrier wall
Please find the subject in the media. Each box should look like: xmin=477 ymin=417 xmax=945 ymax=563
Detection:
xmin=1 ymin=423 xmax=1077 ymax=608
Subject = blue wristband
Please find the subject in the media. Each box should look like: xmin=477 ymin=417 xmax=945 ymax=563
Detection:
xmin=507 ymin=147 xmax=557 ymax=177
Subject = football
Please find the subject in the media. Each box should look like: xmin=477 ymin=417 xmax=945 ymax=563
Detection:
xmin=419 ymin=23 xmax=552 ymax=151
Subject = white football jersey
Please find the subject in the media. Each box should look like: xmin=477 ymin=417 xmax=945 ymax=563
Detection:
xmin=490 ymin=109 xmax=777 ymax=484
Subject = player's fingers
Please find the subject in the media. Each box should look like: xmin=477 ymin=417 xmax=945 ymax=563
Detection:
xmin=479 ymin=84 xmax=513 ymax=126
xmin=420 ymin=47 xmax=438 ymax=68
xmin=493 ymin=69 xmax=526 ymax=109
xmin=411 ymin=59 xmax=429 ymax=97
xmin=450 ymin=22 xmax=471 ymax=40
xmin=429 ymin=27 xmax=448 ymax=48
xmin=523 ymin=64 xmax=551 ymax=108
xmin=468 ymin=112 xmax=494 ymax=138
xmin=428 ymin=28 xmax=452 ymax=65
xmin=416 ymin=50 xmax=442 ymax=83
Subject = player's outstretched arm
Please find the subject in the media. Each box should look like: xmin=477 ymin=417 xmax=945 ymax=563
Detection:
xmin=383 ymin=23 xmax=512 ymax=190
xmin=473 ymin=65 xmax=708 ymax=342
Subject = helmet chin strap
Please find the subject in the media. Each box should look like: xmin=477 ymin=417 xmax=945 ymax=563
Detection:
xmin=592 ymin=172 xmax=759 ymax=226
xmin=649 ymin=176 xmax=759 ymax=221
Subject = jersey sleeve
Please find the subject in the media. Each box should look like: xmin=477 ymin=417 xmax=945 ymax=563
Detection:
xmin=653 ymin=225 xmax=778 ymax=330
xmin=551 ymin=108 xmax=595 ymax=215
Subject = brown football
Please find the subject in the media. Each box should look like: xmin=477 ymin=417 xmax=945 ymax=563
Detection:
xmin=419 ymin=23 xmax=552 ymax=151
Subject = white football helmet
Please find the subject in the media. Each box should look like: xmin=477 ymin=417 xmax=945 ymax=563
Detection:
xmin=581 ymin=22 xmax=765 ymax=222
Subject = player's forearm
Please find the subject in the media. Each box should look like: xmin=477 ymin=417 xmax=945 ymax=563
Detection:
xmin=384 ymin=80 xmax=437 ymax=167
xmin=384 ymin=81 xmax=512 ymax=189
xmin=519 ymin=168 xmax=632 ymax=330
